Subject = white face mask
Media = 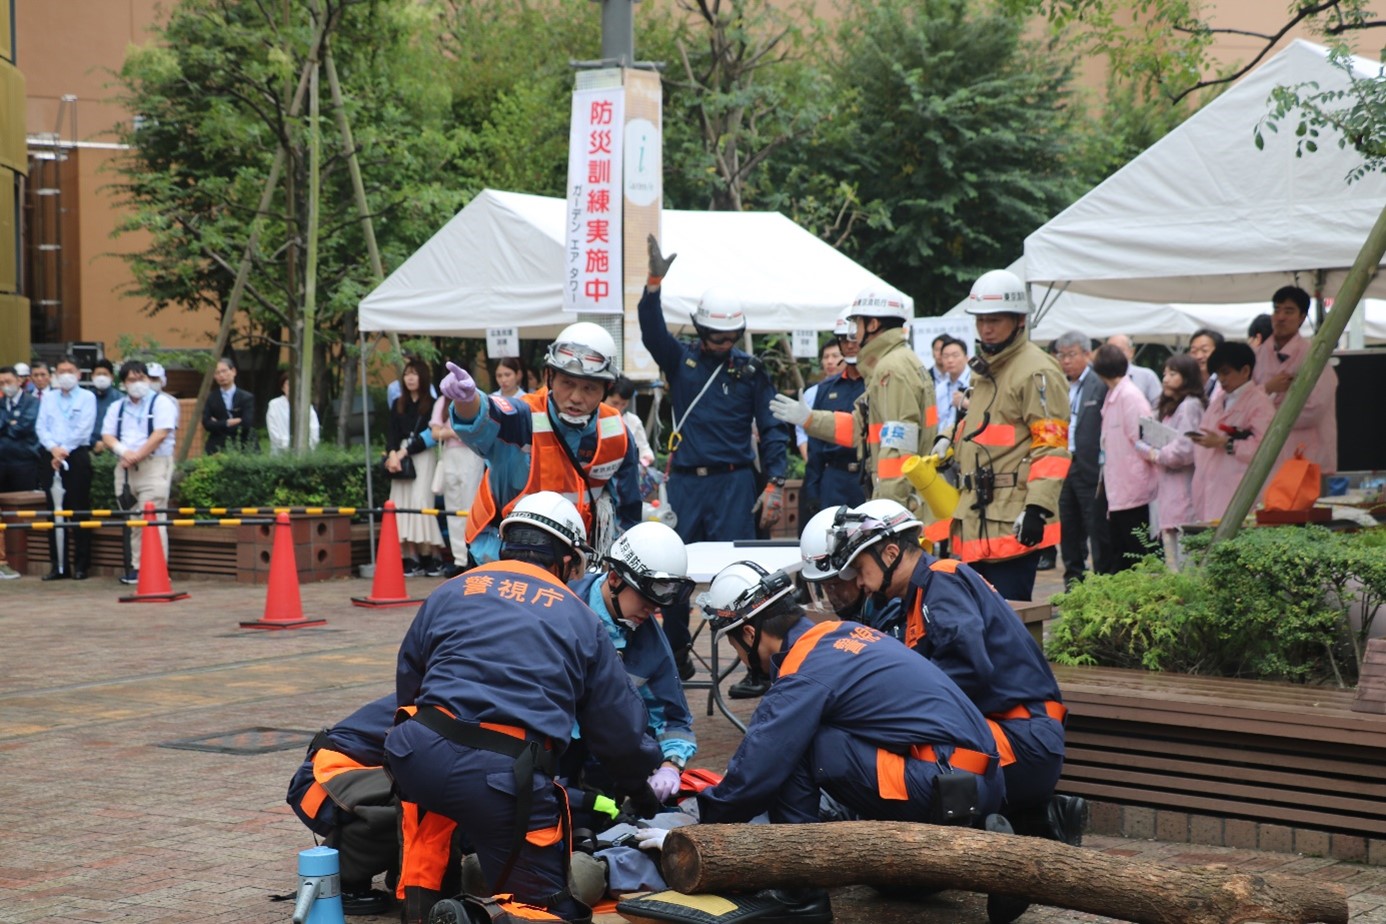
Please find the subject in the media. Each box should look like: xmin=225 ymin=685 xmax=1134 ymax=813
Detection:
xmin=149 ymin=381 xmax=164 ymax=393
xmin=56 ymin=373 xmax=79 ymax=392
xmin=92 ymin=375 xmax=113 ymax=391
xmin=1 ymin=384 xmax=17 ymax=399
xmin=126 ymin=381 xmax=150 ymax=400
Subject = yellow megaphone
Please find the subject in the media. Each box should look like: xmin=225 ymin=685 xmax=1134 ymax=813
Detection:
xmin=902 ymin=453 xmax=960 ymax=522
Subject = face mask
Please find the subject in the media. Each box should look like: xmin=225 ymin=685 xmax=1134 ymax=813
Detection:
xmin=56 ymin=373 xmax=79 ymax=392
xmin=558 ymin=411 xmax=593 ymax=427
xmin=126 ymin=381 xmax=150 ymax=400
xmin=92 ymin=375 xmax=113 ymax=391
xmin=1 ymin=384 xmax=17 ymax=399
xmin=149 ymin=381 xmax=164 ymax=393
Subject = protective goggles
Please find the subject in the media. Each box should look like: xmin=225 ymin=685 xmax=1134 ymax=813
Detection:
xmin=547 ymin=340 xmax=613 ymax=378
xmin=696 ymin=569 xmax=794 ymax=631
xmin=611 ymin=563 xmax=695 ymax=608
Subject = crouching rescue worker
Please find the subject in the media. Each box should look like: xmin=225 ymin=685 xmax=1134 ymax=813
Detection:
xmin=828 ymin=500 xmax=1086 ymax=924
xmin=439 ymin=322 xmax=642 ymax=565
xmin=797 ymin=504 xmax=899 ymax=632
xmin=563 ymin=521 xmax=698 ymax=824
xmin=385 ymin=492 xmax=665 ymax=924
xmin=286 ymin=695 xmax=400 ymax=916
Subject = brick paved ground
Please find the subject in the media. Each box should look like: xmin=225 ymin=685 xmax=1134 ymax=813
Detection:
xmin=2 ymin=567 xmax=1383 ymax=923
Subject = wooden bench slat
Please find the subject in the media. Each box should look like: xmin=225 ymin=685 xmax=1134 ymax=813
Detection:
xmin=1063 ymin=697 xmax=1386 ymax=746
xmin=1065 ymin=730 xmax=1386 ymax=782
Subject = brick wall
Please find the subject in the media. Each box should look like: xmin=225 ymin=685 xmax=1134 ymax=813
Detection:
xmin=1085 ymin=799 xmax=1386 ymax=865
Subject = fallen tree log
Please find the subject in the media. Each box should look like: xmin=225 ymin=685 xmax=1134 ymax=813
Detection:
xmin=659 ymin=822 xmax=1346 ymax=924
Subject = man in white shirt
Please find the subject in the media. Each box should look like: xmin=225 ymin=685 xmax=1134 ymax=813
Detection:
xmin=935 ymin=337 xmax=971 ymax=435
xmin=27 ymin=361 xmax=51 ymax=401
xmin=36 ymin=356 xmax=98 ymax=580
xmin=102 ymin=360 xmax=179 ymax=584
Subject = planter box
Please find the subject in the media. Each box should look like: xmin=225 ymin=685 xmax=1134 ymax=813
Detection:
xmin=22 ymin=512 xmax=354 ymax=584
xmin=1 ymin=490 xmax=48 ymax=574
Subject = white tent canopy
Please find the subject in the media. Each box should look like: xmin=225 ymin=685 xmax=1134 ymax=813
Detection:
xmin=358 ymin=189 xmax=898 ymax=337
xmin=944 ymin=257 xmax=1386 ymax=345
xmin=1024 ymin=40 xmax=1386 ymax=305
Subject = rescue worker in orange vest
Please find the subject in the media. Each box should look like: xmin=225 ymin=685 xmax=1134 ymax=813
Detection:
xmin=385 ymin=492 xmax=664 ymax=924
xmin=693 ymin=560 xmax=1006 ymax=922
xmin=285 ymin=695 xmax=403 ymax=917
xmin=945 ymin=270 xmax=1070 ymax=601
xmin=439 ymin=322 xmax=642 ymax=565
xmin=771 ymin=286 xmax=937 ymax=517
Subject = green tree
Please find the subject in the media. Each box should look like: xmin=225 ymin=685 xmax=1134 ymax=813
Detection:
xmin=816 ymin=0 xmax=1086 ymax=315
xmin=112 ymin=0 xmax=464 ymax=446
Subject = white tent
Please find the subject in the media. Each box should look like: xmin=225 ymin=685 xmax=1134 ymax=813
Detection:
xmin=358 ymin=189 xmax=898 ymax=337
xmin=1024 ymin=40 xmax=1386 ymax=305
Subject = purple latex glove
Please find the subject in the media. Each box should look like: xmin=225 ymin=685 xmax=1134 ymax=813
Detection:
xmin=438 ymin=361 xmax=477 ymax=404
xmin=648 ymin=766 xmax=681 ymax=803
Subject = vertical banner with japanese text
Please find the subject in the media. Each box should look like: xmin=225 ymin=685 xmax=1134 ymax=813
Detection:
xmin=620 ymin=68 xmax=663 ymax=379
xmin=565 ymin=84 xmax=625 ymax=314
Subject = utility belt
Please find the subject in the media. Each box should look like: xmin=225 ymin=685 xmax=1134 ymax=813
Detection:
xmin=988 ymin=700 xmax=1068 ymax=724
xmin=824 ymin=458 xmax=862 ymax=473
xmin=878 ymin=742 xmax=994 ymax=826
xmin=399 ymin=705 xmax=560 ymax=894
xmin=962 ymin=471 xmax=1017 ymax=492
xmin=911 ymin=743 xmax=993 ymax=775
xmin=671 ymin=462 xmax=748 ymax=477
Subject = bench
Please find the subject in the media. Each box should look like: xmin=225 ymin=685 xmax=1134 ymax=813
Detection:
xmin=1053 ymin=665 xmax=1386 ymax=839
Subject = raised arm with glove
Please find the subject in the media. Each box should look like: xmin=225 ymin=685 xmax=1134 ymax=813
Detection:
xmin=647 ymin=235 xmax=677 ymax=288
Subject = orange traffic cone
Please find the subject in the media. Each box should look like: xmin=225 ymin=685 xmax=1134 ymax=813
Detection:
xmin=351 ymin=500 xmax=426 ymax=608
xmin=241 ymin=513 xmax=327 ymax=630
xmin=119 ymin=502 xmax=190 ymax=603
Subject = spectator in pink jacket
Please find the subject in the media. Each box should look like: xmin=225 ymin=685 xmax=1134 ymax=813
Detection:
xmin=1134 ymin=353 xmax=1206 ymax=570
xmin=1191 ymin=342 xmax=1276 ymax=523
xmin=1254 ymin=286 xmax=1338 ymax=475
xmin=1093 ymin=344 xmax=1155 ymax=572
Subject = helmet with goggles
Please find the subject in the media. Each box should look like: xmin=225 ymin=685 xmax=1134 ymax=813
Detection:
xmin=545 ymin=322 xmax=618 ymax=383
xmin=604 ymin=522 xmax=695 ymax=608
xmin=692 ymin=289 xmax=747 ymax=336
xmin=500 ymin=491 xmax=592 ymax=571
xmin=800 ymin=506 xmax=848 ymax=582
xmin=846 ymin=286 xmax=912 ymax=322
xmin=697 ymin=561 xmax=794 ymax=633
xmin=826 ymin=501 xmax=923 ymax=578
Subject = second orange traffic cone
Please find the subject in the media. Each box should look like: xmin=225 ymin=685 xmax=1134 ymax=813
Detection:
xmin=241 ymin=513 xmax=327 ymax=630
xmin=351 ymin=500 xmax=425 ymax=608
xmin=119 ymin=502 xmax=189 ymax=603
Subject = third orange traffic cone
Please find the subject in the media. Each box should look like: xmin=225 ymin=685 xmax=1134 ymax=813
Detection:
xmin=351 ymin=500 xmax=425 ymax=608
xmin=119 ymin=502 xmax=189 ymax=603
xmin=241 ymin=513 xmax=327 ymax=630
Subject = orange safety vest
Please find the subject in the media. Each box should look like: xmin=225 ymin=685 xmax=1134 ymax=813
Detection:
xmin=466 ymin=392 xmax=629 ymax=544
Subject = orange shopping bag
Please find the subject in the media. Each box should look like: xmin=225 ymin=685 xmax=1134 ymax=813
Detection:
xmin=1264 ymin=448 xmax=1321 ymax=512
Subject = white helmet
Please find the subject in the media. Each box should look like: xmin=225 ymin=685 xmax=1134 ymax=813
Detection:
xmin=500 ymin=491 xmax=591 ymax=570
xmin=146 ymin=362 xmax=166 ymax=381
xmin=965 ymin=269 xmax=1031 ymax=317
xmin=545 ymin=322 xmax=618 ymax=382
xmin=832 ymin=316 xmax=852 ymax=337
xmin=605 ymin=522 xmax=695 ymax=607
xmin=692 ymin=288 xmax=747 ymax=333
xmin=14 ymin=362 xmax=29 ymax=377
xmin=697 ymin=561 xmax=794 ymax=633
xmin=826 ymin=500 xmax=923 ymax=575
xmin=847 ymin=286 xmax=912 ymax=321
xmin=800 ymin=506 xmax=849 ymax=581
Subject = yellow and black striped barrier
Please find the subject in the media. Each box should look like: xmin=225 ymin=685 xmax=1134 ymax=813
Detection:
xmin=0 ymin=518 xmax=276 ymax=531
xmin=0 ymin=506 xmax=468 ymax=519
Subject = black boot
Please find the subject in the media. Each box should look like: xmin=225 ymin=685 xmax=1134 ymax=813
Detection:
xmin=755 ymin=888 xmax=833 ymax=924
xmin=1046 ymin=793 xmax=1087 ymax=847
xmin=983 ymin=814 xmax=1030 ymax=924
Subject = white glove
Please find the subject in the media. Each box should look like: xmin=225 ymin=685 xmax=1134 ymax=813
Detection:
xmin=634 ymin=828 xmax=669 ymax=852
xmin=769 ymin=394 xmax=811 ymax=426
xmin=930 ymin=435 xmax=952 ymax=457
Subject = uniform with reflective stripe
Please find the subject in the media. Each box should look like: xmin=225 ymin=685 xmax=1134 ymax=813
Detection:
xmin=804 ymin=367 xmax=867 ymax=510
xmin=901 ymin=555 xmax=1066 ymax=809
xmin=387 ymin=560 xmax=661 ymax=918
xmin=698 ymin=617 xmax=1002 ymax=825
xmin=802 ymin=327 xmax=937 ymax=515
xmin=950 ymin=334 xmax=1071 ymax=563
xmin=451 ymin=388 xmax=639 ymax=562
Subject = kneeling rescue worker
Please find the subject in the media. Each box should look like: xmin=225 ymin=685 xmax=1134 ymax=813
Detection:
xmin=385 ymin=491 xmax=664 ymax=924
xmin=827 ymin=500 xmax=1086 ymax=923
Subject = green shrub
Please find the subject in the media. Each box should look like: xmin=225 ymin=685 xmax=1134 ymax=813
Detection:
xmin=176 ymin=446 xmax=377 ymax=509
xmin=1050 ymin=526 xmax=1386 ymax=686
